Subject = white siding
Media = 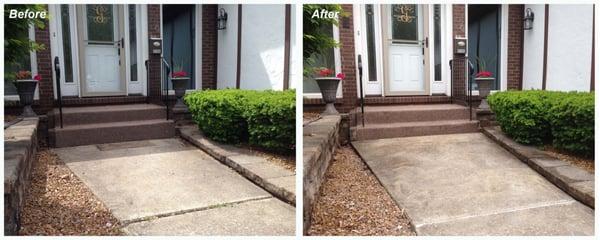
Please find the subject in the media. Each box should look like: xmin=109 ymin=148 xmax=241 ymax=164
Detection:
xmin=546 ymin=5 xmax=593 ymax=91
xmin=289 ymin=4 xmax=299 ymax=89
xmin=522 ymin=4 xmax=546 ymax=90
xmin=216 ymin=4 xmax=239 ymax=89
xmin=240 ymin=5 xmax=286 ymax=90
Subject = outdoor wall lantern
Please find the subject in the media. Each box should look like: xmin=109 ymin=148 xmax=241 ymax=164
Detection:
xmin=217 ymin=8 xmax=228 ymax=30
xmin=523 ymin=8 xmax=534 ymax=30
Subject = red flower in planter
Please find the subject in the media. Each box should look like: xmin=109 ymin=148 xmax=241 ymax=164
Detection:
xmin=172 ymin=71 xmax=188 ymax=78
xmin=33 ymin=74 xmax=41 ymax=81
xmin=336 ymin=72 xmax=345 ymax=80
xmin=316 ymin=68 xmax=333 ymax=77
xmin=476 ymin=71 xmax=493 ymax=78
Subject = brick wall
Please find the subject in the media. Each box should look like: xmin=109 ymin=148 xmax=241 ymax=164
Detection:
xmin=202 ymin=5 xmax=218 ymax=90
xmin=147 ymin=5 xmax=161 ymax=101
xmin=452 ymin=5 xmax=467 ymax=102
xmin=507 ymin=5 xmax=524 ymax=90
xmin=338 ymin=4 xmax=357 ymax=113
xmin=35 ymin=5 xmax=54 ymax=114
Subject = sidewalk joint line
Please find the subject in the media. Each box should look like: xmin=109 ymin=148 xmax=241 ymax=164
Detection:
xmin=414 ymin=199 xmax=576 ymax=228
xmin=121 ymin=195 xmax=273 ymax=226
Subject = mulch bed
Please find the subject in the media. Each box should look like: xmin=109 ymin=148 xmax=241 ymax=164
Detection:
xmin=542 ymin=146 xmax=594 ymax=173
xmin=19 ymin=148 xmax=122 ymax=236
xmin=308 ymin=146 xmax=415 ymax=236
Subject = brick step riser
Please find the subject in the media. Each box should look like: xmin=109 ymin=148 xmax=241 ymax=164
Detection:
xmin=52 ymin=108 xmax=167 ymax=126
xmin=49 ymin=121 xmax=175 ymax=148
xmin=351 ymin=123 xmax=479 ymax=141
xmin=362 ymin=109 xmax=470 ymax=124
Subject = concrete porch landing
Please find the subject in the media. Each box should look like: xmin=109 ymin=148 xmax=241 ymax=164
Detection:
xmin=352 ymin=133 xmax=594 ymax=236
xmin=53 ymin=138 xmax=294 ymax=236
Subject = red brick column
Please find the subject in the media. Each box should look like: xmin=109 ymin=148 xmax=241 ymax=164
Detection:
xmin=452 ymin=5 xmax=467 ymax=102
xmin=339 ymin=4 xmax=357 ymax=113
xmin=147 ymin=5 xmax=161 ymax=101
xmin=202 ymin=5 xmax=218 ymax=90
xmin=507 ymin=5 xmax=524 ymax=90
xmin=35 ymin=5 xmax=54 ymax=114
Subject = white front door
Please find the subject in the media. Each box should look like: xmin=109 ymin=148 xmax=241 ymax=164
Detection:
xmin=77 ymin=4 xmax=126 ymax=96
xmin=383 ymin=4 xmax=430 ymax=95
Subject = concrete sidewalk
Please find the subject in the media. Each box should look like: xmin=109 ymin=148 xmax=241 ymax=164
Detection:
xmin=53 ymin=138 xmax=294 ymax=236
xmin=352 ymin=133 xmax=594 ymax=236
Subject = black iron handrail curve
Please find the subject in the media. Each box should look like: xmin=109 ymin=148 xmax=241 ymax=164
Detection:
xmin=53 ymin=56 xmax=63 ymax=128
xmin=161 ymin=57 xmax=171 ymax=120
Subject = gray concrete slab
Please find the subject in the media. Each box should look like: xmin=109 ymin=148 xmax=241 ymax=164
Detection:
xmin=53 ymin=138 xmax=294 ymax=235
xmin=353 ymin=133 xmax=594 ymax=236
xmin=123 ymin=198 xmax=295 ymax=236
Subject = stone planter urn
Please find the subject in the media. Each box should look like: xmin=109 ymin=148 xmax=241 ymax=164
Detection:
xmin=15 ymin=80 xmax=38 ymax=117
xmin=315 ymin=77 xmax=341 ymax=115
xmin=475 ymin=77 xmax=494 ymax=110
xmin=171 ymin=77 xmax=190 ymax=110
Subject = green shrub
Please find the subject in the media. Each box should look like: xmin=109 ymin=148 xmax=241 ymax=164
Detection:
xmin=548 ymin=92 xmax=594 ymax=157
xmin=244 ymin=90 xmax=296 ymax=153
xmin=185 ymin=89 xmax=296 ymax=153
xmin=185 ymin=89 xmax=252 ymax=143
xmin=488 ymin=90 xmax=594 ymax=156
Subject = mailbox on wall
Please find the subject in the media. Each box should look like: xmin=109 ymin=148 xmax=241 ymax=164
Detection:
xmin=149 ymin=38 xmax=162 ymax=55
xmin=454 ymin=37 xmax=467 ymax=55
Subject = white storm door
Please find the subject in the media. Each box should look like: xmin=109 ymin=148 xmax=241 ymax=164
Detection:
xmin=384 ymin=4 xmax=430 ymax=95
xmin=77 ymin=4 xmax=126 ymax=96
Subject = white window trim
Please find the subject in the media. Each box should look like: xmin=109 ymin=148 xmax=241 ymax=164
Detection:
xmin=124 ymin=4 xmax=147 ymax=95
xmin=430 ymin=4 xmax=452 ymax=95
xmin=303 ymin=24 xmax=343 ymax=99
xmin=5 ymin=25 xmax=39 ymax=101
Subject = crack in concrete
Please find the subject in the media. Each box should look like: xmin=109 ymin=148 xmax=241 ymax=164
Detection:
xmin=121 ymin=195 xmax=274 ymax=226
xmin=414 ymin=199 xmax=576 ymax=229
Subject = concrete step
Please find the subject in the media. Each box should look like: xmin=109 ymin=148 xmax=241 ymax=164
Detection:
xmin=351 ymin=120 xmax=479 ymax=141
xmin=50 ymin=119 xmax=175 ymax=148
xmin=360 ymin=104 xmax=471 ymax=124
xmin=50 ymin=104 xmax=167 ymax=126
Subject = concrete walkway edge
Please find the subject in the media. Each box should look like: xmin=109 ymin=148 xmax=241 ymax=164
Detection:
xmin=178 ymin=126 xmax=296 ymax=206
xmin=482 ymin=126 xmax=594 ymax=208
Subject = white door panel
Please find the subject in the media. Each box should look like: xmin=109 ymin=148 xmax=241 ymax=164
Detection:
xmin=77 ymin=4 xmax=126 ymax=96
xmin=85 ymin=46 xmax=120 ymax=92
xmin=383 ymin=4 xmax=430 ymax=95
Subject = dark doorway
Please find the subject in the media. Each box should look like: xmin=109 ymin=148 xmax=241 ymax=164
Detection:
xmin=468 ymin=4 xmax=501 ymax=90
xmin=162 ymin=5 xmax=195 ymax=89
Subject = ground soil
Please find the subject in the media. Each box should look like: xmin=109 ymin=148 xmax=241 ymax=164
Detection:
xmin=542 ymin=146 xmax=594 ymax=173
xmin=5 ymin=114 xmax=18 ymax=123
xmin=19 ymin=148 xmax=122 ymax=236
xmin=307 ymin=146 xmax=415 ymax=236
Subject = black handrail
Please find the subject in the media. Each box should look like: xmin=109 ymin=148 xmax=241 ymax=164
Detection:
xmin=161 ymin=57 xmax=171 ymax=120
xmin=468 ymin=59 xmax=473 ymax=121
xmin=357 ymin=55 xmax=364 ymax=127
xmin=145 ymin=60 xmax=149 ymax=104
xmin=53 ymin=56 xmax=63 ymax=128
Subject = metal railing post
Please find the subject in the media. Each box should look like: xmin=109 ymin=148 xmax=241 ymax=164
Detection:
xmin=53 ymin=57 xmax=63 ymax=128
xmin=358 ymin=55 xmax=365 ymax=127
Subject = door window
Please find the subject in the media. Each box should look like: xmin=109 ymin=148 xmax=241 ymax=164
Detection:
xmin=391 ymin=4 xmax=418 ymax=42
xmin=86 ymin=5 xmax=114 ymax=43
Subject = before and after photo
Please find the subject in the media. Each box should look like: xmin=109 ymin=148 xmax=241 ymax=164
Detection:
xmin=2 ymin=1 xmax=597 ymax=238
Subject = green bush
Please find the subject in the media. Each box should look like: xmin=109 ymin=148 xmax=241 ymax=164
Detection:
xmin=244 ymin=90 xmax=296 ymax=153
xmin=488 ymin=90 xmax=594 ymax=156
xmin=548 ymin=92 xmax=594 ymax=157
xmin=185 ymin=89 xmax=251 ymax=143
xmin=185 ymin=89 xmax=296 ymax=153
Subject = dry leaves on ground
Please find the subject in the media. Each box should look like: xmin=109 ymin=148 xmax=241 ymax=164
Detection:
xmin=308 ymin=146 xmax=415 ymax=236
xmin=303 ymin=112 xmax=320 ymax=126
xmin=543 ymin=146 xmax=594 ymax=173
xmin=19 ymin=148 xmax=122 ymax=236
